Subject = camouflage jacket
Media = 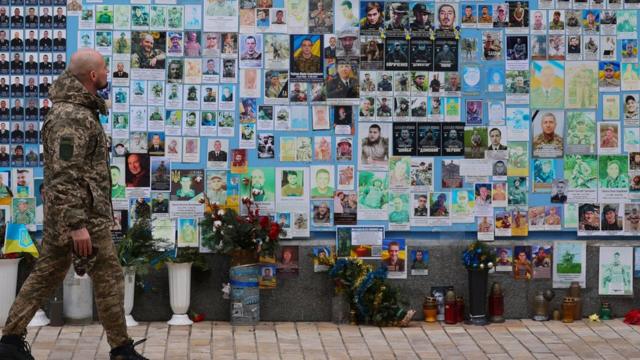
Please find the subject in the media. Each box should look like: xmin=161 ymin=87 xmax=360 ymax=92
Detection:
xmin=42 ymin=70 xmax=113 ymax=233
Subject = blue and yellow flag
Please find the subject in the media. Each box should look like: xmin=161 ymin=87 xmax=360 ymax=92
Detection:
xmin=2 ymin=223 xmax=38 ymax=258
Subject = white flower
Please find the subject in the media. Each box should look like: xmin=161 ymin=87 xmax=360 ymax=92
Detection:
xmin=217 ymin=209 xmax=225 ymax=216
xmin=214 ymin=220 xmax=222 ymax=228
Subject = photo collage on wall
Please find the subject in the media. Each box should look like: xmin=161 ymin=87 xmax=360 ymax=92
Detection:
xmin=1 ymin=0 xmax=640 ymax=245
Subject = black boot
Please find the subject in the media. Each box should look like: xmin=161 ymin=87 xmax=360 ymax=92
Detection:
xmin=0 ymin=334 xmax=35 ymax=360
xmin=109 ymin=339 xmax=149 ymax=360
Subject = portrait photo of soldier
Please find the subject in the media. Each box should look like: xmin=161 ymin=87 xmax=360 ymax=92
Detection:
xmin=392 ymin=123 xmax=416 ymax=156
xmin=291 ymin=35 xmax=323 ymax=80
xmin=417 ymin=124 xmax=442 ymax=156
xmin=326 ymin=59 xmax=359 ymax=99
xmin=384 ymin=38 xmax=409 ymax=70
xmin=239 ymin=34 xmax=263 ymax=68
xmin=507 ymin=36 xmax=528 ymax=61
xmin=532 ymin=111 xmax=564 ymax=158
xmin=599 ymin=62 xmax=620 ymax=89
xmin=461 ymin=4 xmax=476 ymax=26
xmin=309 ymin=0 xmax=334 ymax=34
xmin=359 ymin=122 xmax=390 ymax=167
xmin=384 ymin=2 xmax=409 ymax=32
xmin=130 ymin=32 xmax=166 ymax=70
xmin=437 ymin=3 xmax=456 ymax=32
xmin=409 ymin=39 xmax=434 ymax=71
xmin=359 ymin=1 xmax=384 ymax=34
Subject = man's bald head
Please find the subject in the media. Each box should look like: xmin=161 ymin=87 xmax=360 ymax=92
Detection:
xmin=69 ymin=49 xmax=104 ymax=81
xmin=68 ymin=49 xmax=108 ymax=93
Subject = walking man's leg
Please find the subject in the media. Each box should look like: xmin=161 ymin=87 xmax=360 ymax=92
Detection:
xmin=0 ymin=237 xmax=71 ymax=360
xmin=87 ymin=227 xmax=128 ymax=348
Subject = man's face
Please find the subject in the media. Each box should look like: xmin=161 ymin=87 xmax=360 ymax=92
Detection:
xmin=534 ymin=12 xmax=542 ymax=24
xmin=367 ymin=8 xmax=380 ymax=24
xmin=389 ymin=245 xmax=399 ymax=262
xmin=490 ymin=130 xmax=501 ymax=145
xmin=111 ymin=168 xmax=120 ymax=181
xmin=245 ymin=37 xmax=256 ymax=52
xmin=301 ymin=40 xmax=312 ymax=56
xmin=338 ymin=63 xmax=351 ymax=79
xmin=584 ymin=210 xmax=594 ymax=222
xmin=316 ymin=172 xmax=329 ymax=188
xmin=439 ymin=5 xmax=454 ymax=27
xmin=482 ymin=7 xmax=488 ymax=15
xmin=127 ymin=155 xmax=142 ymax=175
xmin=465 ymin=7 xmax=472 ymax=16
xmin=340 ymin=36 xmax=355 ymax=51
xmin=418 ymin=196 xmax=427 ymax=208
xmin=142 ymin=36 xmax=154 ymax=52
xmin=479 ymin=186 xmax=488 ymax=198
xmin=607 ymin=163 xmax=619 ymax=178
xmin=169 ymin=63 xmax=180 ymax=77
xmin=627 ymin=98 xmax=637 ymax=113
xmin=17 ymin=172 xmax=26 ymax=185
xmin=392 ymin=9 xmax=403 ymax=23
xmin=207 ymin=61 xmax=215 ymax=71
xmin=210 ymin=177 xmax=223 ymax=190
xmin=214 ymin=141 xmax=222 ymax=151
xmin=287 ymin=173 xmax=298 ymax=185
xmin=541 ymin=115 xmax=556 ymax=135
xmin=152 ymin=135 xmax=160 ymax=145
xmin=117 ymin=63 xmax=124 ymax=72
xmin=605 ymin=210 xmax=616 ymax=223
xmin=367 ymin=127 xmax=380 ymax=142
xmin=605 ymin=68 xmax=614 ymax=79
xmin=251 ymin=170 xmax=265 ymax=187
xmin=400 ymin=129 xmax=409 ymax=139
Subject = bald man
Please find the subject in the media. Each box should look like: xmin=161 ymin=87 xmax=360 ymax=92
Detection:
xmin=0 ymin=50 xmax=147 ymax=360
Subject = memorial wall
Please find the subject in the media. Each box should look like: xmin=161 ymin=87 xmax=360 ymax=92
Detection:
xmin=2 ymin=0 xmax=640 ymax=320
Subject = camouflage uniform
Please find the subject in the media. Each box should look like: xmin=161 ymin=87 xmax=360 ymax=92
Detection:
xmin=2 ymin=71 xmax=129 ymax=349
xmin=533 ymin=133 xmax=563 ymax=152
xmin=293 ymin=55 xmax=321 ymax=73
xmin=131 ymin=48 xmax=166 ymax=69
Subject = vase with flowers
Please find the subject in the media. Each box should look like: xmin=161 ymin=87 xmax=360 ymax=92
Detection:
xmin=461 ymin=241 xmax=496 ymax=325
xmin=200 ymin=195 xmax=283 ymax=325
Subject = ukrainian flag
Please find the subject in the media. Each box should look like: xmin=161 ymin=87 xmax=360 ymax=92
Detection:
xmin=2 ymin=223 xmax=38 ymax=258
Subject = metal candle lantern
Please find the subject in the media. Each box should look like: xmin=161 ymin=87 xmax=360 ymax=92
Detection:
xmin=532 ymin=289 xmax=555 ymax=321
xmin=423 ymin=296 xmax=438 ymax=323
xmin=562 ymin=297 xmax=576 ymax=323
xmin=568 ymin=281 xmax=582 ymax=320
xmin=488 ymin=282 xmax=505 ymax=323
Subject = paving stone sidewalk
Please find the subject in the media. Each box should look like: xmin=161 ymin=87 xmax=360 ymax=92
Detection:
xmin=5 ymin=319 xmax=640 ymax=359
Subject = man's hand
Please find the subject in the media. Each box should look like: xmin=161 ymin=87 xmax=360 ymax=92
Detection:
xmin=71 ymin=228 xmax=92 ymax=257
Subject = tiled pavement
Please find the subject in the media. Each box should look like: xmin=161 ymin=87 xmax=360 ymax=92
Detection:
xmin=4 ymin=319 xmax=640 ymax=359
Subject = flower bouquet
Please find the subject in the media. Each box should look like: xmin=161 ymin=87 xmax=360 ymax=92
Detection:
xmin=200 ymin=196 xmax=283 ymax=265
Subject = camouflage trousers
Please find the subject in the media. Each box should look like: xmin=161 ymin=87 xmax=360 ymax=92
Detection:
xmin=2 ymin=227 xmax=129 ymax=348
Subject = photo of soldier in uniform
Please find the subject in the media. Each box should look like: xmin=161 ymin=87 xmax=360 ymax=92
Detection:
xmin=130 ymin=31 xmax=166 ymax=70
xmin=290 ymin=35 xmax=323 ymax=81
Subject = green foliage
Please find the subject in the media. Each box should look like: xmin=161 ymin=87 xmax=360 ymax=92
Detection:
xmin=117 ymin=218 xmax=172 ymax=279
xmin=328 ymin=258 xmax=410 ymax=326
xmin=164 ymin=247 xmax=209 ymax=272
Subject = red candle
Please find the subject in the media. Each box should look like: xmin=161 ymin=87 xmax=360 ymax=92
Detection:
xmin=456 ymin=297 xmax=465 ymax=323
xmin=489 ymin=293 xmax=504 ymax=318
xmin=445 ymin=300 xmax=457 ymax=324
